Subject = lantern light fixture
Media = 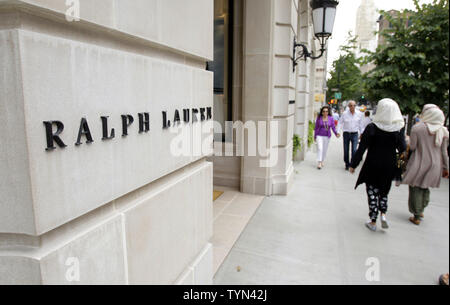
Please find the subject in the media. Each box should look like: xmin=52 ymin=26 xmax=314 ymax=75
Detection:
xmin=292 ymin=0 xmax=339 ymax=72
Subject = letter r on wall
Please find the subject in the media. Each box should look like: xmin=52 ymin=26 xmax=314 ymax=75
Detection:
xmin=43 ymin=121 xmax=67 ymax=151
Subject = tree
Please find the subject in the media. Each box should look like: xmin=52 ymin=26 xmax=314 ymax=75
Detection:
xmin=326 ymin=33 xmax=365 ymax=108
xmin=364 ymin=0 xmax=449 ymax=133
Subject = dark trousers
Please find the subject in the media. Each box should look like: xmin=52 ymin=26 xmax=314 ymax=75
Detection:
xmin=343 ymin=132 xmax=359 ymax=168
xmin=408 ymin=186 xmax=430 ymax=219
xmin=366 ymin=184 xmax=389 ymax=222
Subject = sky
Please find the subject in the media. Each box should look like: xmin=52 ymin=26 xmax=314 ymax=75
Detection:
xmin=326 ymin=0 xmax=435 ymax=76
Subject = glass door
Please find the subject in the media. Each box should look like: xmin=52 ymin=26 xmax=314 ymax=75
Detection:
xmin=207 ymin=0 xmax=233 ymax=142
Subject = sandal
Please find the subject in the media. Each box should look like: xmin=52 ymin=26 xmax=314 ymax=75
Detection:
xmin=409 ymin=216 xmax=421 ymax=225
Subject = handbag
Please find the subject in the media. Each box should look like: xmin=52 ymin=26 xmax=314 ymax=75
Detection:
xmin=396 ymin=145 xmax=410 ymax=174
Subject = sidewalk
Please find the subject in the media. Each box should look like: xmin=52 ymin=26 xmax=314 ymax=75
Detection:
xmin=214 ymin=137 xmax=449 ymax=285
xmin=211 ymin=186 xmax=265 ymax=274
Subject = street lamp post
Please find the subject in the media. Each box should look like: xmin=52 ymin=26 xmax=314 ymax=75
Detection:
xmin=292 ymin=0 xmax=339 ymax=72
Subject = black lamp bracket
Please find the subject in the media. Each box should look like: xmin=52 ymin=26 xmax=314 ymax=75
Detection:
xmin=292 ymin=37 xmax=326 ymax=72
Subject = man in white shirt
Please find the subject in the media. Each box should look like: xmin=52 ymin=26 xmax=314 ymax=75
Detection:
xmin=338 ymin=100 xmax=364 ymax=170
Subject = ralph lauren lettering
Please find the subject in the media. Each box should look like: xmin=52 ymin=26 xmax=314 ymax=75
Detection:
xmin=44 ymin=108 xmax=213 ymax=151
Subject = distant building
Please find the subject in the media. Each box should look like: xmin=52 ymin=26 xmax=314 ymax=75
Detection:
xmin=377 ymin=9 xmax=413 ymax=47
xmin=355 ymin=0 xmax=378 ymax=74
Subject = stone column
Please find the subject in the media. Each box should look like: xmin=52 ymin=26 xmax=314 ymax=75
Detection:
xmin=294 ymin=0 xmax=313 ymax=161
xmin=270 ymin=0 xmax=297 ymax=195
xmin=241 ymin=0 xmax=274 ymax=195
xmin=240 ymin=0 xmax=296 ymax=195
xmin=0 ymin=0 xmax=214 ymax=285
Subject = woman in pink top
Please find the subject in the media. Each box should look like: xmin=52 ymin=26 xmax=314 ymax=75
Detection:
xmin=314 ymin=106 xmax=340 ymax=169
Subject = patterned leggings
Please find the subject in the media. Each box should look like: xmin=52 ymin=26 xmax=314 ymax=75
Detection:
xmin=366 ymin=184 xmax=388 ymax=222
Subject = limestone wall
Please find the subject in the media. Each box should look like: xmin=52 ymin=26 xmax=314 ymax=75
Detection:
xmin=0 ymin=0 xmax=213 ymax=284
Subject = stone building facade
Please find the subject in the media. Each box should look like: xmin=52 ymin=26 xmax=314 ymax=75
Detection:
xmin=0 ymin=0 xmax=328 ymax=284
xmin=211 ymin=0 xmax=327 ymax=181
xmin=313 ymin=46 xmax=328 ymax=114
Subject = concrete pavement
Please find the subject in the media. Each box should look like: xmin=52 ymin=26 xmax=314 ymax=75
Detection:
xmin=214 ymin=137 xmax=449 ymax=285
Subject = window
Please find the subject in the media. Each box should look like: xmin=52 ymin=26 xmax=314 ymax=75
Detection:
xmin=207 ymin=0 xmax=233 ymax=142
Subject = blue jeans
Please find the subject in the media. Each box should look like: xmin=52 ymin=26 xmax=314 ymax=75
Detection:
xmin=343 ymin=132 xmax=359 ymax=168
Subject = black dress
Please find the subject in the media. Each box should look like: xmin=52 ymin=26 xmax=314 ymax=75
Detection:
xmin=350 ymin=123 xmax=406 ymax=194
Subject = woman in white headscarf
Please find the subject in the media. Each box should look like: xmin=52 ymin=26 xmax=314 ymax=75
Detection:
xmin=349 ymin=99 xmax=406 ymax=231
xmin=402 ymin=104 xmax=449 ymax=225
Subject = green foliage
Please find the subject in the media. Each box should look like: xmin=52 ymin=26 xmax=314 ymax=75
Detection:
xmin=293 ymin=134 xmax=302 ymax=158
xmin=308 ymin=121 xmax=315 ymax=148
xmin=326 ymin=32 xmax=365 ymax=103
xmin=363 ymin=0 xmax=449 ymax=119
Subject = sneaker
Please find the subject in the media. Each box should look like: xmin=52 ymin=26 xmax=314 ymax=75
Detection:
xmin=381 ymin=215 xmax=389 ymax=229
xmin=365 ymin=221 xmax=377 ymax=232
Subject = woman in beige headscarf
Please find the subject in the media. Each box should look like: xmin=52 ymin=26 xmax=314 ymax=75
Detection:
xmin=402 ymin=104 xmax=449 ymax=225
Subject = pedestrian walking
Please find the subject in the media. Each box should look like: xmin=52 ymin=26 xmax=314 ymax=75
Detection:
xmin=360 ymin=111 xmax=372 ymax=134
xmin=332 ymin=109 xmax=340 ymax=126
xmin=337 ymin=100 xmax=363 ymax=170
xmin=314 ymin=106 xmax=340 ymax=169
xmin=349 ymin=98 xmax=406 ymax=231
xmin=402 ymin=104 xmax=449 ymax=225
